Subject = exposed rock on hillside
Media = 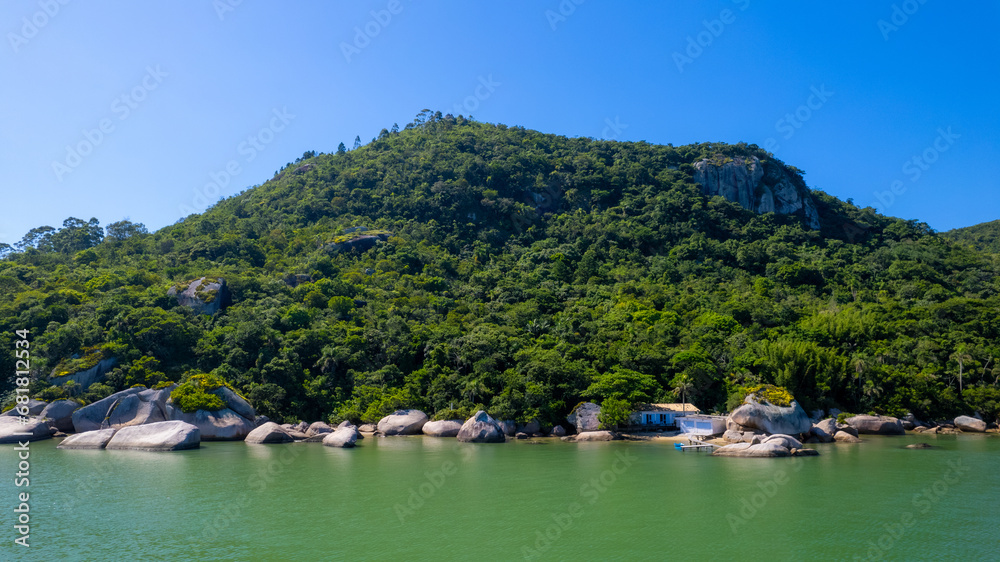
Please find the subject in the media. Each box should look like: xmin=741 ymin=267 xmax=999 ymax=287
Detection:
xmin=692 ymin=155 xmax=820 ymax=229
xmin=167 ymin=276 xmax=232 ymax=315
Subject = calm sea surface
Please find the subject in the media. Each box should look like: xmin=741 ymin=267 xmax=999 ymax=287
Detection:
xmin=1 ymin=433 xmax=997 ymax=561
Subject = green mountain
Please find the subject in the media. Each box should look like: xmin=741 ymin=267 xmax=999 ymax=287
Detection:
xmin=943 ymin=220 xmax=1000 ymax=254
xmin=3 ymin=112 xmax=999 ymax=425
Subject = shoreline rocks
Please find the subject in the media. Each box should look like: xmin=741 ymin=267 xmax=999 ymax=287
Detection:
xmin=40 ymin=399 xmax=82 ymax=433
xmin=58 ymin=428 xmax=118 ymax=449
xmin=728 ymin=395 xmax=811 ymax=436
xmin=567 ymin=403 xmax=601 ymax=433
xmin=845 ymin=415 xmax=905 ymax=435
xmin=457 ymin=411 xmax=506 ymax=443
xmin=0 ymin=417 xmax=55 ymax=444
xmin=567 ymin=430 xmax=619 ymax=442
xmin=954 ymin=416 xmax=986 ymax=433
xmin=377 ymin=410 xmax=428 ymax=435
xmin=422 ymin=420 xmax=463 ymax=437
xmin=245 ymin=422 xmax=294 ymax=444
xmin=105 ymin=421 xmax=200 ymax=451
xmin=323 ymin=423 xmax=359 ymax=448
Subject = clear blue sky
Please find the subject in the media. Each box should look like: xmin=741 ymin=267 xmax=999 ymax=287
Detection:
xmin=2 ymin=1 xmax=998 ymax=244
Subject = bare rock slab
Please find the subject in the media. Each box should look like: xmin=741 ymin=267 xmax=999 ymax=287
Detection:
xmin=245 ymin=422 xmax=294 ymax=444
xmin=58 ymin=428 xmax=118 ymax=450
xmin=106 ymin=421 xmax=200 ymax=451
xmin=377 ymin=409 xmax=428 ymax=435
xmin=422 ymin=420 xmax=463 ymax=437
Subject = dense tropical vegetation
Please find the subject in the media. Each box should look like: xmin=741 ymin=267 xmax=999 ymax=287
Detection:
xmin=944 ymin=219 xmax=1000 ymax=255
xmin=3 ymin=111 xmax=999 ymax=426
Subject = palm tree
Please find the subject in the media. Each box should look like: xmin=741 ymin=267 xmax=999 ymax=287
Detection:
xmin=673 ymin=375 xmax=694 ymax=415
xmin=462 ymin=377 xmax=488 ymax=405
xmin=950 ymin=346 xmax=973 ymax=393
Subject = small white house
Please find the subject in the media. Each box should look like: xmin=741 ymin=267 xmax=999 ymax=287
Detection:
xmin=629 ymin=403 xmax=700 ymax=429
xmin=678 ymin=415 xmax=727 ymax=436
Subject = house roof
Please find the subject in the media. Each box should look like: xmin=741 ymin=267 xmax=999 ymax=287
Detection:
xmin=634 ymin=403 xmax=701 ymax=414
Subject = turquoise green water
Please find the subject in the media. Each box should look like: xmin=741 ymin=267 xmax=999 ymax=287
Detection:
xmin=1 ymin=434 xmax=997 ymax=561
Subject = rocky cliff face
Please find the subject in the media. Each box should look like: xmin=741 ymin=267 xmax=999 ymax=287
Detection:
xmin=692 ymin=156 xmax=821 ymax=230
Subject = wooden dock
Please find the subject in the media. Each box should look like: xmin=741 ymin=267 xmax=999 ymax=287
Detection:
xmin=674 ymin=437 xmax=721 ymax=452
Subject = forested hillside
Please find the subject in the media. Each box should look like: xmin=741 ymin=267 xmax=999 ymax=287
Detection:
xmin=944 ymin=220 xmax=1000 ymax=254
xmin=3 ymin=111 xmax=999 ymax=425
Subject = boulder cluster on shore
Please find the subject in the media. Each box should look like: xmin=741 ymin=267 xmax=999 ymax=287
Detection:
xmin=1 ymin=390 xmax=995 ymax=454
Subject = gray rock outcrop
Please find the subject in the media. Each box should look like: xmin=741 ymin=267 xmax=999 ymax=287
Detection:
xmin=244 ymin=422 xmax=294 ymax=444
xmin=456 ymin=410 xmax=506 ymax=443
xmin=551 ymin=425 xmax=567 ymax=437
xmin=72 ymin=388 xmax=153 ymax=433
xmin=570 ymin=430 xmax=619 ymax=442
xmin=845 ymin=415 xmax=905 ymax=435
xmin=498 ymin=420 xmax=517 ymax=437
xmin=49 ymin=357 xmax=118 ymax=389
xmin=567 ymin=402 xmax=601 ymax=432
xmin=105 ymin=421 xmax=200 ymax=451
xmin=713 ymin=441 xmax=817 ymax=458
xmin=692 ymin=155 xmax=821 ymax=229
xmin=517 ymin=419 xmax=542 ymax=435
xmin=167 ymin=277 xmax=232 ymax=315
xmin=2 ymin=399 xmax=47 ymax=417
xmin=834 ymin=430 xmax=862 ymax=443
xmin=376 ymin=409 xmax=429 ymax=435
xmin=40 ymin=399 xmax=82 ymax=432
xmin=422 ymin=420 xmax=463 ymax=437
xmin=170 ymin=408 xmax=255 ymax=441
xmin=728 ymin=396 xmax=811 ymax=436
xmin=0 ymin=416 xmax=55 ymax=444
xmin=306 ymin=421 xmax=333 ymax=436
xmin=761 ymin=434 xmax=803 ymax=449
xmin=58 ymin=428 xmax=118 ymax=449
xmin=810 ymin=419 xmax=838 ymax=443
xmin=323 ymin=424 xmax=359 ymax=448
xmin=954 ymin=416 xmax=986 ymax=433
